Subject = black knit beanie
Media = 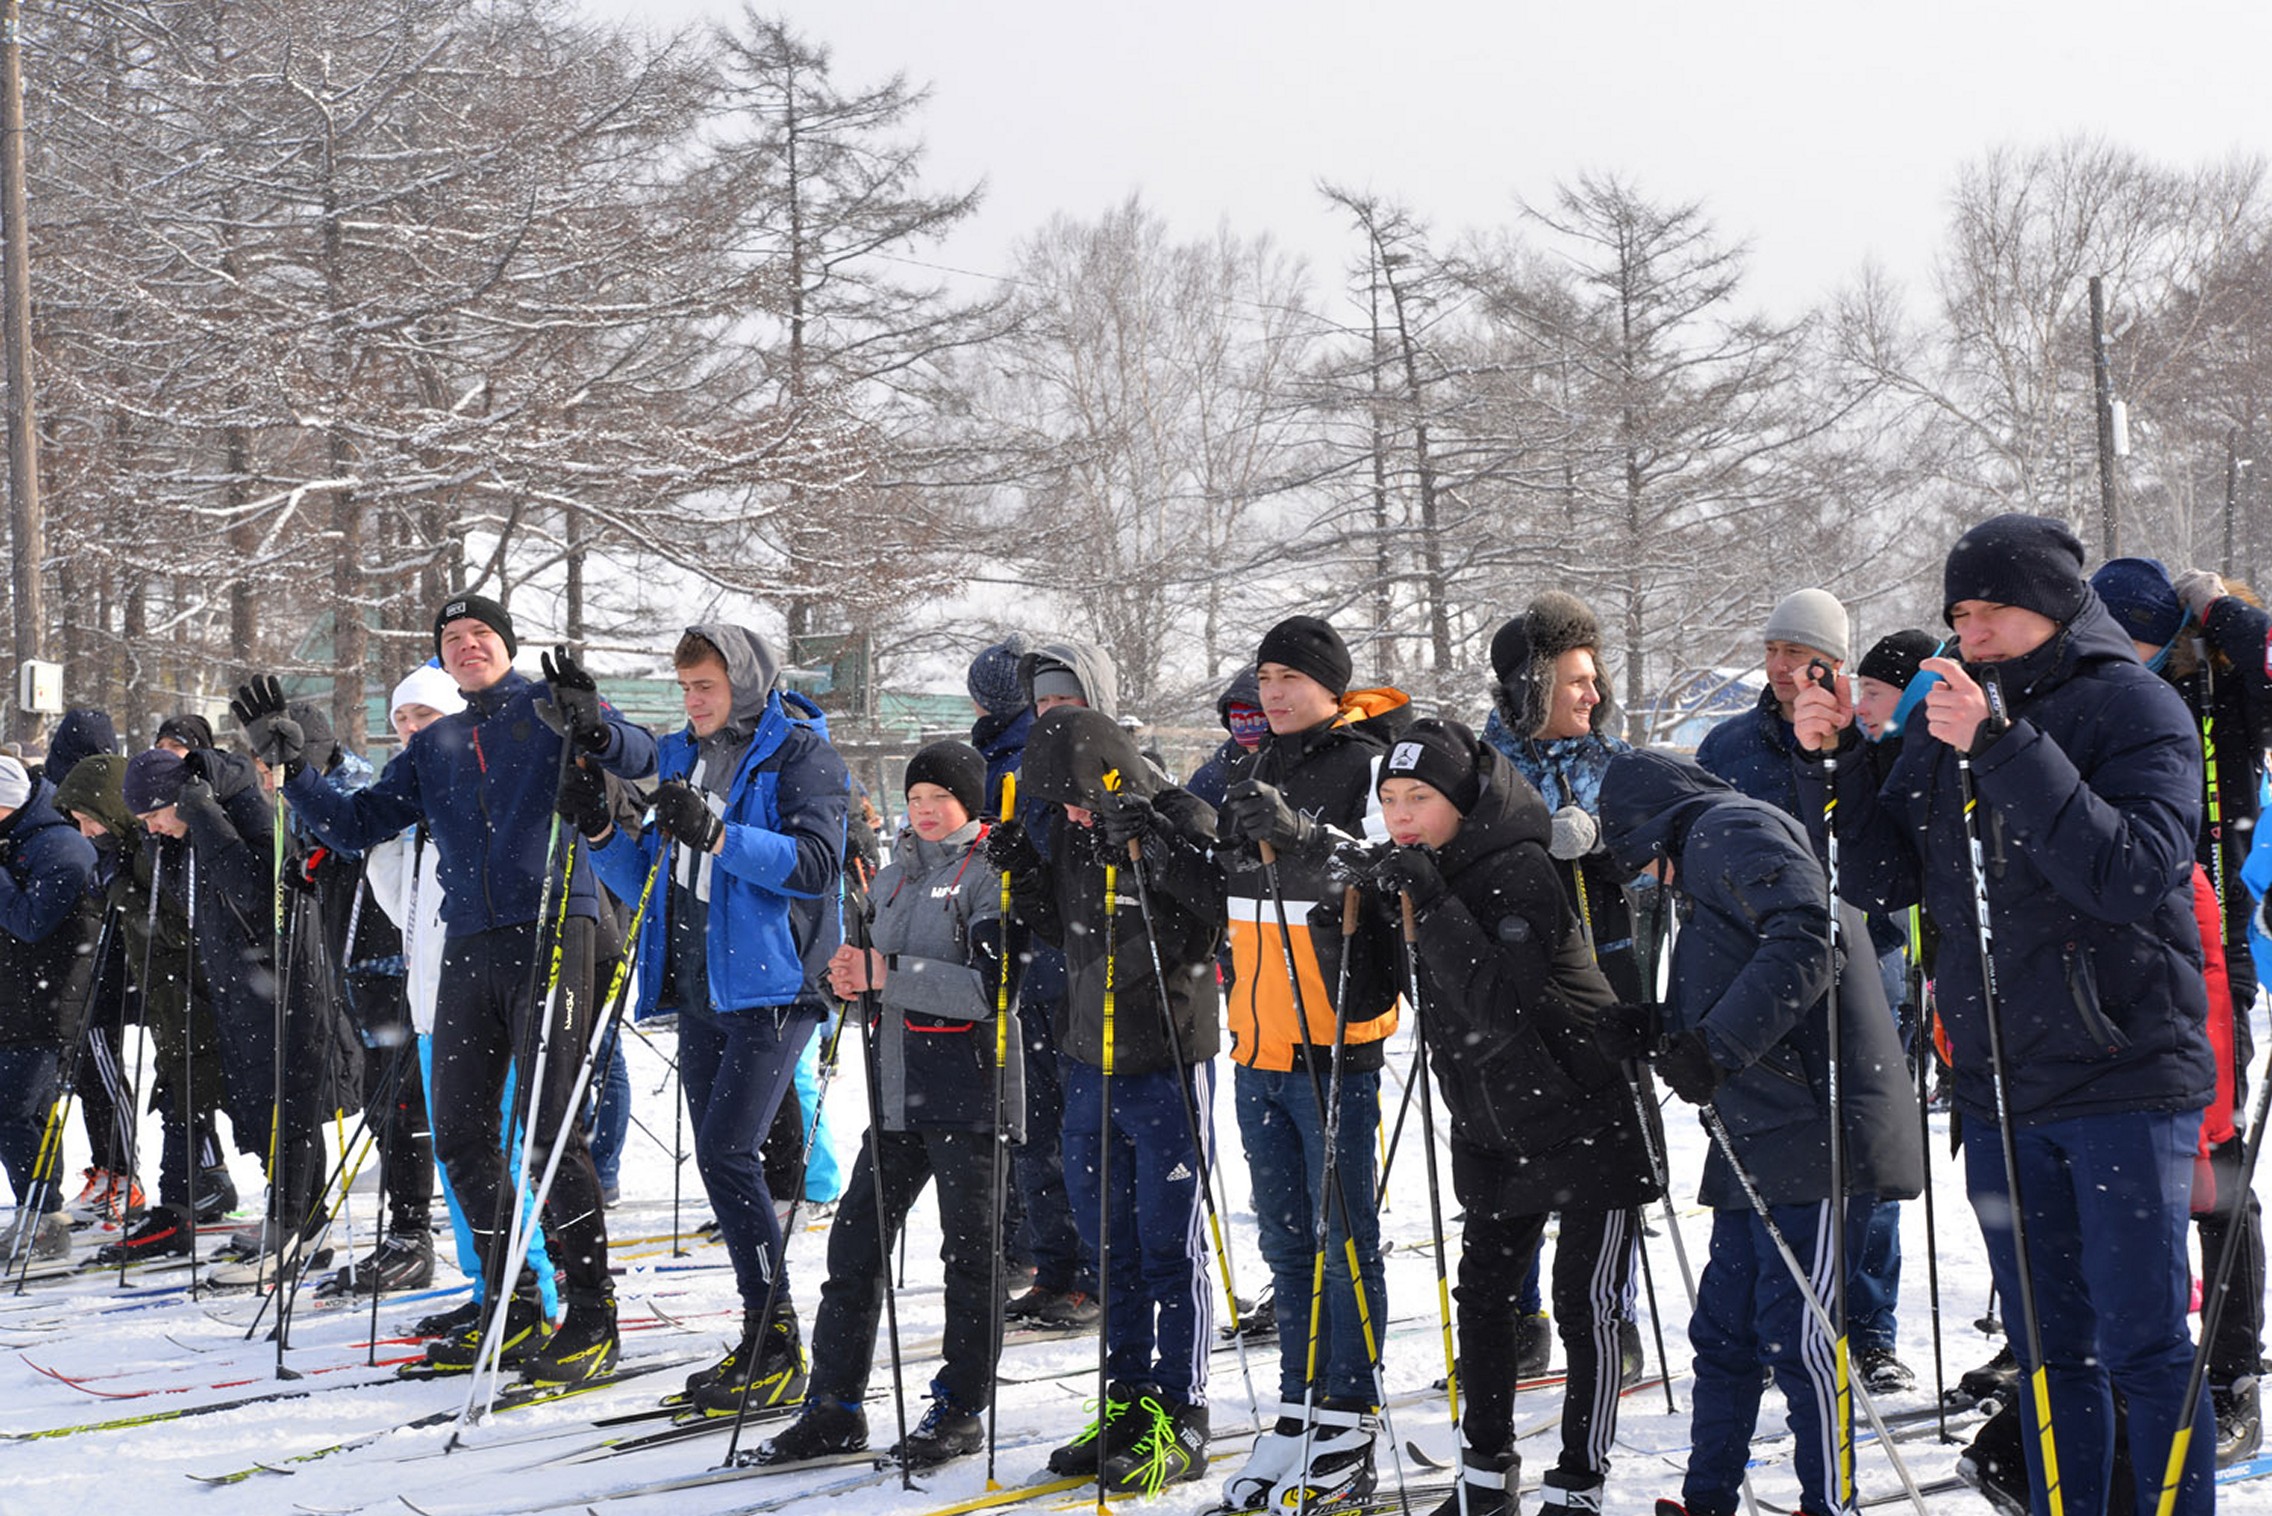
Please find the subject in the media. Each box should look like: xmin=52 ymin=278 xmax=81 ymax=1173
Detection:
xmin=1256 ymin=616 xmax=1352 ymax=697
xmin=432 ymin=593 xmax=519 ymax=658
xmin=1379 ymin=717 xmax=1481 ymax=813
xmin=903 ymin=739 xmax=988 ymax=820
xmin=1856 ymin=630 xmax=1941 ymax=691
xmin=1942 ymin=514 xmax=2089 ymax=626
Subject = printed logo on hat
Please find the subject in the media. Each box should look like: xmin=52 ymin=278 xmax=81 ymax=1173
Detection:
xmin=443 ymin=599 xmax=468 ymax=620
xmin=1388 ymin=741 xmax=1424 ymax=773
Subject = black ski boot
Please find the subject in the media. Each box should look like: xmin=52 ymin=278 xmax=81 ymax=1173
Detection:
xmin=894 ymin=1385 xmax=986 ymax=1469
xmin=1046 ymin=1380 xmax=1145 ymax=1475
xmin=192 ymin=1167 xmax=239 ymax=1224
xmin=92 ymin=1203 xmax=194 ymax=1264
xmin=691 ymin=1302 xmax=806 ymax=1415
xmin=315 ymin=1230 xmax=435 ymax=1299
xmin=419 ymin=1292 xmax=547 ymax=1374
xmin=755 ymin=1396 xmax=868 ymax=1463
xmin=1100 ymin=1395 xmax=1209 ymax=1494
xmin=413 ymin=1297 xmax=484 ymax=1338
xmin=524 ymin=1291 xmax=619 ymax=1385
xmin=1426 ymin=1448 xmax=1518 ymax=1516
xmin=1515 ymin=1312 xmax=1552 ymax=1378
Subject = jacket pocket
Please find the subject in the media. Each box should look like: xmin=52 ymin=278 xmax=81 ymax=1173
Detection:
xmin=2060 ymin=940 xmax=2130 ymax=1055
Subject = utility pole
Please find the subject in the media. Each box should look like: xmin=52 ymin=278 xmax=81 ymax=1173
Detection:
xmin=2088 ymin=275 xmax=2119 ymax=560
xmin=0 ymin=0 xmax=41 ymax=744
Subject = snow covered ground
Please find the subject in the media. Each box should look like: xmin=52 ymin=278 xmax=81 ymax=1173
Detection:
xmin=2 ymin=1016 xmax=2266 ymax=1516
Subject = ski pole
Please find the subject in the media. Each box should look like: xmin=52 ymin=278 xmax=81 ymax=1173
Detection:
xmin=2150 ymin=960 xmax=2272 ymax=1515
xmin=1694 ymin=1103 xmax=1929 ymax=1515
xmin=1958 ymin=667 xmax=2062 ymax=1516
xmin=1809 ymin=658 xmax=1854 ymax=1509
xmin=1910 ymin=925 xmax=1948 ymax=1444
xmin=986 ymin=773 xmax=1017 ymax=1488
xmin=1096 ymin=806 xmax=1119 ymax=1516
xmin=6 ymin=906 xmax=120 ymax=1291
xmin=2200 ymin=643 xmax=2226 ymax=913
xmin=1257 ymin=839 xmax=1411 ymax=1516
xmin=1116 ymin=813 xmax=1264 ymax=1432
xmin=1395 ymin=887 xmax=1464 ymax=1511
xmin=447 ymin=820 xmax=660 ymax=1445
xmin=720 ymin=852 xmax=877 ymax=1470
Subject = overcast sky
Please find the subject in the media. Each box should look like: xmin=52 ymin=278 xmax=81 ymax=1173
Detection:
xmin=583 ymin=0 xmax=2272 ymax=320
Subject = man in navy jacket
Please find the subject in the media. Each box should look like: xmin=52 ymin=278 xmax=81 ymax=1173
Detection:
xmin=242 ymin=594 xmax=656 ymax=1384
xmin=1792 ymin=514 xmax=2217 ymax=1516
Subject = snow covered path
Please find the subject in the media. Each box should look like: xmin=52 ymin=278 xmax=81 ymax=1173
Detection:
xmin=1 ymin=1021 xmax=2265 ymax=1516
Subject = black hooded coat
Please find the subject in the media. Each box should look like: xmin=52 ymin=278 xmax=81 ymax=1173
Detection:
xmin=1380 ymin=743 xmax=1659 ymax=1214
xmin=1600 ymin=750 xmax=1922 ymax=1210
xmin=1012 ymin=706 xmax=1223 ymax=1076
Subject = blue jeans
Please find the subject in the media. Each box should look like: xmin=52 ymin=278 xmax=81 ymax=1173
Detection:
xmin=679 ymin=1002 xmax=817 ymax=1312
xmin=1961 ymin=1108 xmax=2213 ymax=1516
xmin=585 ymin=1029 xmax=630 ymax=1191
xmin=1685 ymin=1197 xmax=1873 ymax=1516
xmin=0 ymin=1042 xmax=60 ymax=1215
xmin=1062 ymin=1059 xmax=1214 ymax=1405
xmin=1235 ymin=1062 xmax=1386 ymax=1405
xmin=1849 ymin=1198 xmax=1902 ymax=1352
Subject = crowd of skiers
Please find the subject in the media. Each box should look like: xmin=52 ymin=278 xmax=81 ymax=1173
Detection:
xmin=0 ymin=509 xmax=2264 ymax=1516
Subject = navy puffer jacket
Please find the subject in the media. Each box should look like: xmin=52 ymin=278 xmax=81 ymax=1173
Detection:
xmin=1601 ymin=750 xmax=1922 ymax=1210
xmin=1793 ymin=594 xmax=2212 ymax=1127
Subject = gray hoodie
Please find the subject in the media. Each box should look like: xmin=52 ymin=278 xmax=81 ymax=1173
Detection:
xmin=1017 ymin=639 xmax=1119 ymax=720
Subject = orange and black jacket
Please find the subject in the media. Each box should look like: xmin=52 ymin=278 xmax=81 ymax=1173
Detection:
xmin=1222 ymin=687 xmax=1409 ymax=1072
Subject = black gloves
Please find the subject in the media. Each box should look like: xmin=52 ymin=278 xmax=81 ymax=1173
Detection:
xmin=1099 ymin=793 xmax=1159 ymax=853
xmin=650 ymin=780 xmax=723 ymax=854
xmin=1222 ymin=777 xmax=1314 ymax=854
xmin=1656 ymin=1029 xmax=1727 ymax=1105
xmin=555 ymin=759 xmax=613 ymax=841
xmin=1369 ymin=843 xmax=1445 ymax=910
xmin=1324 ymin=837 xmax=1388 ymax=892
xmin=538 ymin=646 xmax=610 ymax=754
xmin=175 ymin=776 xmax=217 ymax=818
xmin=1594 ymin=1002 xmax=1660 ymax=1062
xmin=984 ymin=816 xmax=1042 ymax=878
xmin=231 ymin=675 xmax=305 ymax=775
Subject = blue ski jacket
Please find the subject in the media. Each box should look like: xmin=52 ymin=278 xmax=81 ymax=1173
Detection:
xmin=593 ymin=687 xmax=847 ymax=1021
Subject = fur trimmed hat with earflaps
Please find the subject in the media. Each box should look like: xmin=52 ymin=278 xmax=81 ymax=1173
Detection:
xmin=1489 ymin=592 xmax=1618 ymax=740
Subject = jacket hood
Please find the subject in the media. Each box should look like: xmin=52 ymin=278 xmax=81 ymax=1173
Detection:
xmin=199 ymin=747 xmax=264 ymax=804
xmin=686 ymin=623 xmax=780 ymax=740
xmin=53 ymin=752 xmax=134 ymax=840
xmin=2 ymin=776 xmax=75 ymax=849
xmin=1436 ymin=741 xmax=1551 ymax=878
xmin=1021 ymin=705 xmax=1158 ymax=811
xmin=1018 ymin=640 xmax=1119 ymax=720
xmin=44 ymin=709 xmax=116 ymax=786
xmin=1599 ymin=748 xmax=1733 ymax=877
xmin=1215 ymin=665 xmax=1260 ymax=730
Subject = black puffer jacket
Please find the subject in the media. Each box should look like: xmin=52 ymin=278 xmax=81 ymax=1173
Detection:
xmin=0 ymin=778 xmax=98 ymax=1048
xmin=1013 ymin=707 xmax=1223 ymax=1076
xmin=1601 ymin=750 xmax=1922 ymax=1210
xmin=1386 ymin=744 xmax=1659 ymax=1214
xmin=1795 ymin=596 xmax=2213 ymax=1127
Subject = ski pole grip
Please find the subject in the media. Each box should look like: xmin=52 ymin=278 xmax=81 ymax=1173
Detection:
xmin=1257 ymin=839 xmax=1278 ymax=867
xmin=999 ymin=771 xmax=1015 ymax=823
xmin=1400 ymin=889 xmax=1419 ymax=943
xmin=1341 ymin=885 xmax=1361 ymax=939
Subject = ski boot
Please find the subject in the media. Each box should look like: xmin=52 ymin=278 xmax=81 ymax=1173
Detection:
xmin=523 ymin=1291 xmax=618 ymax=1385
xmin=691 ymin=1302 xmax=807 ymax=1415
xmin=1101 ymin=1395 xmax=1208 ymax=1494
xmin=1046 ymin=1380 xmax=1144 ymax=1475
xmin=1427 ymin=1448 xmax=1518 ymax=1516
xmin=755 ymin=1397 xmax=868 ymax=1464
xmin=894 ymin=1384 xmax=986 ymax=1469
